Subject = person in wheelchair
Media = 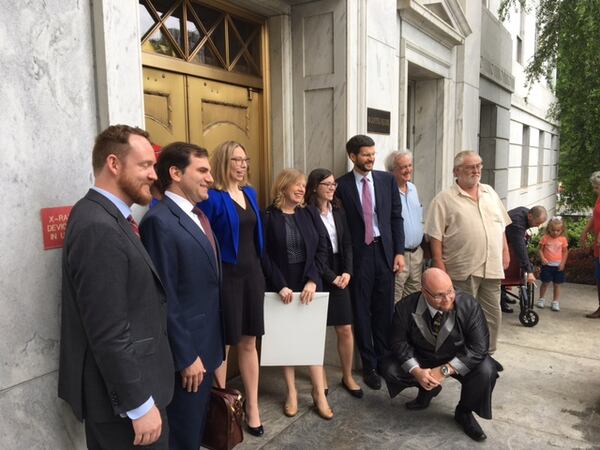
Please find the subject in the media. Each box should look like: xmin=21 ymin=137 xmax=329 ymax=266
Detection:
xmin=502 ymin=206 xmax=548 ymax=313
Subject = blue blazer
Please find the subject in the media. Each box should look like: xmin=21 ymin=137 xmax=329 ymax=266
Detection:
xmin=336 ymin=170 xmax=405 ymax=270
xmin=199 ymin=186 xmax=264 ymax=265
xmin=140 ymin=196 xmax=225 ymax=373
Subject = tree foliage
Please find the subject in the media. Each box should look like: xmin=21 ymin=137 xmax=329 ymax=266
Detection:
xmin=499 ymin=0 xmax=600 ymax=211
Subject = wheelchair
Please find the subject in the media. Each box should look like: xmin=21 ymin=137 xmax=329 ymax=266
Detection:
xmin=501 ymin=247 xmax=539 ymax=327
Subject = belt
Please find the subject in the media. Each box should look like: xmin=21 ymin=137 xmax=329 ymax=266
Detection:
xmin=405 ymin=247 xmax=420 ymax=253
xmin=367 ymin=237 xmax=381 ymax=245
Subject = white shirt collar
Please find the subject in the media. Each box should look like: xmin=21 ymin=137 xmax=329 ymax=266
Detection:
xmin=426 ymin=302 xmax=443 ymax=318
xmin=353 ymin=169 xmax=373 ymax=184
xmin=165 ymin=190 xmax=196 ymax=214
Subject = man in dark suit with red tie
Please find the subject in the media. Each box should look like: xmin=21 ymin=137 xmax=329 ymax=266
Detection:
xmin=380 ymin=268 xmax=498 ymax=441
xmin=140 ymin=142 xmax=225 ymax=450
xmin=335 ymin=134 xmax=405 ymax=390
xmin=59 ymin=125 xmax=174 ymax=449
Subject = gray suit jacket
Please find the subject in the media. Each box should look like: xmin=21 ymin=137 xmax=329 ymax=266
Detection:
xmin=58 ymin=189 xmax=174 ymax=422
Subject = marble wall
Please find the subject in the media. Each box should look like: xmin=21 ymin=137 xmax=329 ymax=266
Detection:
xmin=291 ymin=0 xmax=348 ymax=176
xmin=365 ymin=0 xmax=400 ymax=169
xmin=0 ymin=0 xmax=96 ymax=447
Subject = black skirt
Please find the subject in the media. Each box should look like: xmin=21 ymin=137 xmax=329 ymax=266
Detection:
xmin=326 ymin=253 xmax=353 ymax=326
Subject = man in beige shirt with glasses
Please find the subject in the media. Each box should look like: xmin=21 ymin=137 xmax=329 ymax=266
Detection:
xmin=425 ymin=151 xmax=510 ymax=364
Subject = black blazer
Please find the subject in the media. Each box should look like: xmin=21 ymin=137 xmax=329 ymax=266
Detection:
xmin=389 ymin=291 xmax=489 ymax=374
xmin=336 ymin=170 xmax=405 ymax=270
xmin=58 ymin=189 xmax=174 ymax=422
xmin=140 ymin=196 xmax=225 ymax=374
xmin=262 ymin=205 xmax=328 ymax=292
xmin=313 ymin=206 xmax=353 ymax=285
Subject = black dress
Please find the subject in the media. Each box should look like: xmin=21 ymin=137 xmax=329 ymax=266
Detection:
xmin=221 ymin=194 xmax=265 ymax=345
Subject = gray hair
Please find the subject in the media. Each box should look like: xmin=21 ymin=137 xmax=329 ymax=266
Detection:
xmin=590 ymin=171 xmax=600 ymax=187
xmin=385 ymin=150 xmax=413 ymax=172
xmin=453 ymin=150 xmax=481 ymax=168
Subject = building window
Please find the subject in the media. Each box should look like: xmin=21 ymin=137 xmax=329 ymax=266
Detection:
xmin=538 ymin=130 xmax=544 ymax=183
xmin=516 ymin=5 xmax=525 ymax=64
xmin=139 ymin=0 xmax=262 ymax=76
xmin=521 ymin=125 xmax=530 ymax=188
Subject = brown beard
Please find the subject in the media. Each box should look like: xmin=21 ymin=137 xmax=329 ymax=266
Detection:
xmin=117 ymin=172 xmax=152 ymax=206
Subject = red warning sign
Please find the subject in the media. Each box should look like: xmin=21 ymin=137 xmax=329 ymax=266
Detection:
xmin=41 ymin=206 xmax=72 ymax=250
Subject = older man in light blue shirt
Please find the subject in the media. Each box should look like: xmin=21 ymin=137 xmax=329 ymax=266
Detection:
xmin=387 ymin=151 xmax=424 ymax=302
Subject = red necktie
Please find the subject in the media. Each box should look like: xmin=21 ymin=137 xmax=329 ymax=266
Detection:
xmin=127 ymin=215 xmax=140 ymax=239
xmin=361 ymin=177 xmax=374 ymax=245
xmin=192 ymin=207 xmax=217 ymax=258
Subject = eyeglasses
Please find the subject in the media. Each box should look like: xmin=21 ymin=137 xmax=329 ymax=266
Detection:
xmin=423 ymin=287 xmax=455 ymax=302
xmin=461 ymin=163 xmax=483 ymax=171
xmin=230 ymin=157 xmax=251 ymax=166
xmin=319 ymin=182 xmax=338 ymax=189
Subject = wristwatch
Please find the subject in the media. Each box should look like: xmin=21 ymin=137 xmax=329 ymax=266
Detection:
xmin=440 ymin=364 xmax=451 ymax=377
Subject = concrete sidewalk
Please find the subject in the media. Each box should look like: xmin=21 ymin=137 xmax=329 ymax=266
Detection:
xmin=229 ymin=282 xmax=600 ymax=449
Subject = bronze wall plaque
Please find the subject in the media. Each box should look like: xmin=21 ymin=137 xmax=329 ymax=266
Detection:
xmin=367 ymin=108 xmax=391 ymax=134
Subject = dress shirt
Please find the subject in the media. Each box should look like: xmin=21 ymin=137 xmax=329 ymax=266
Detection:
xmin=425 ymin=182 xmax=511 ymax=280
xmin=353 ymin=170 xmax=381 ymax=237
xmin=399 ymin=182 xmax=424 ymax=250
xmin=164 ymin=191 xmax=205 ymax=233
xmin=319 ymin=205 xmax=339 ymax=254
xmin=91 ymin=186 xmax=131 ymax=219
xmin=90 ymin=186 xmax=154 ymax=420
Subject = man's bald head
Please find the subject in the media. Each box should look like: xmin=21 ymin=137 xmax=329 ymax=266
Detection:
xmin=422 ymin=268 xmax=455 ymax=312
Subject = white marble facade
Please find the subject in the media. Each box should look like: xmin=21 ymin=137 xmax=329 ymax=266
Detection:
xmin=0 ymin=0 xmax=96 ymax=447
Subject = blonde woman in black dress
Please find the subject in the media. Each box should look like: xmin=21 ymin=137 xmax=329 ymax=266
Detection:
xmin=262 ymin=169 xmax=334 ymax=420
xmin=199 ymin=141 xmax=265 ymax=436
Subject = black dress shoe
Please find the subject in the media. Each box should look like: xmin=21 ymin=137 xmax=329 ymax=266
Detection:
xmin=501 ymin=304 xmax=514 ymax=313
xmin=493 ymin=359 xmax=504 ymax=372
xmin=454 ymin=406 xmax=487 ymax=441
xmin=341 ymin=378 xmax=364 ymax=398
xmin=363 ymin=370 xmax=382 ymax=390
xmin=405 ymin=386 xmax=442 ymax=410
xmin=246 ymin=423 xmax=264 ymax=437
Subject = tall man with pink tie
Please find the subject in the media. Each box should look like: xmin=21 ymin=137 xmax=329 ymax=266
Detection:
xmin=336 ymin=135 xmax=406 ymax=390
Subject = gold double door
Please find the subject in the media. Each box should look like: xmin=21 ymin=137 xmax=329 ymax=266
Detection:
xmin=143 ymin=67 xmax=266 ymax=203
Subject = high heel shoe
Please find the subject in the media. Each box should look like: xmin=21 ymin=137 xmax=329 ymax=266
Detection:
xmin=311 ymin=393 xmax=334 ymax=420
xmin=243 ymin=400 xmax=264 ymax=436
xmin=283 ymin=396 xmax=298 ymax=417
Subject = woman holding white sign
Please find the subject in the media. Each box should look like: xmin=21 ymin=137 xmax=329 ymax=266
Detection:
xmin=262 ymin=168 xmax=333 ymax=420
xmin=305 ymin=168 xmax=363 ymax=399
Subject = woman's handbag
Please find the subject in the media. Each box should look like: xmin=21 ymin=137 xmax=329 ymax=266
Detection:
xmin=201 ymin=387 xmax=244 ymax=450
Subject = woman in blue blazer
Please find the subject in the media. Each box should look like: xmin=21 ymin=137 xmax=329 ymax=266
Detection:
xmin=262 ymin=168 xmax=333 ymax=420
xmin=199 ymin=141 xmax=265 ymax=436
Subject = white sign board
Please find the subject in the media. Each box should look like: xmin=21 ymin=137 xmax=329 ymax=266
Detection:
xmin=260 ymin=292 xmax=330 ymax=366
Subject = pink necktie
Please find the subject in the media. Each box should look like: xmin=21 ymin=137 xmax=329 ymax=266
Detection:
xmin=192 ymin=207 xmax=217 ymax=258
xmin=127 ymin=215 xmax=140 ymax=239
xmin=361 ymin=177 xmax=374 ymax=245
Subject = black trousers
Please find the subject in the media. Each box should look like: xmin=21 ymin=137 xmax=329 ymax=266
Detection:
xmin=350 ymin=239 xmax=395 ymax=372
xmin=84 ymin=408 xmax=169 ymax=450
xmin=380 ymin=355 xmax=498 ymax=419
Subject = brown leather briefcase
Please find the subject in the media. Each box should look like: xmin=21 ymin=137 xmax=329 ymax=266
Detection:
xmin=201 ymin=387 xmax=244 ymax=450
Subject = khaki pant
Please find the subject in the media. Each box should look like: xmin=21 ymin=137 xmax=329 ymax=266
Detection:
xmin=452 ymin=276 xmax=501 ymax=354
xmin=394 ymin=247 xmax=424 ymax=303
